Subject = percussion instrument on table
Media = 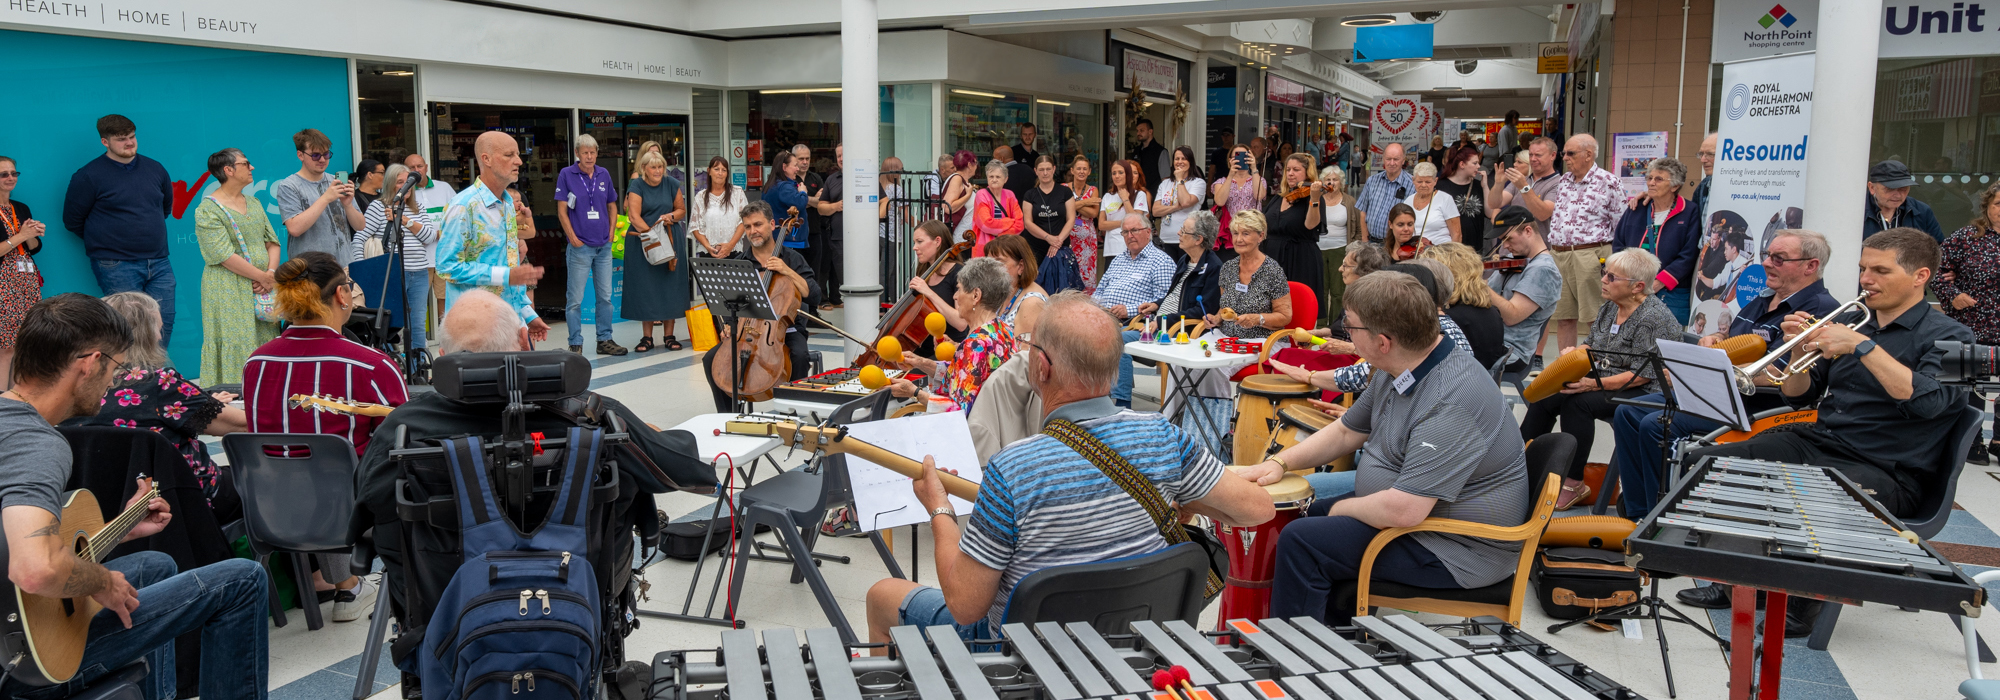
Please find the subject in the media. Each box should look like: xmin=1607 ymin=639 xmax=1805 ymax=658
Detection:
xmin=654 ymin=614 xmax=1646 ymax=700
xmin=1213 ymin=471 xmax=1314 ymax=625
xmin=1232 ymin=374 xmax=1315 ymax=465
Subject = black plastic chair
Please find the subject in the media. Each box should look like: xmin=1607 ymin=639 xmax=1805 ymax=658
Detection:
xmin=1487 ymin=355 xmax=1508 ymax=386
xmin=221 ymin=433 xmax=360 ymax=631
xmin=1807 ymin=403 xmax=1986 ymax=654
xmin=999 ymin=542 xmax=1211 ymax=634
xmin=66 ymin=660 xmax=148 ymax=700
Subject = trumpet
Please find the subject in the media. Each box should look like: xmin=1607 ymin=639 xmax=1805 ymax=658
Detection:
xmin=1733 ymin=292 xmax=1874 ymax=394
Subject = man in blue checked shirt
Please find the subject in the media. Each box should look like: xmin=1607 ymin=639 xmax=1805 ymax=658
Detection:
xmin=1093 ymin=214 xmax=1176 ymax=407
xmin=1354 ymin=143 xmax=1414 ymax=244
xmin=435 ymin=131 xmax=550 ymax=342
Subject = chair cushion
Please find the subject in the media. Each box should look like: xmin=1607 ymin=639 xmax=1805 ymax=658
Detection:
xmin=1371 ymin=576 xmax=1515 ymax=607
xmin=1960 ymin=679 xmax=2000 ymax=700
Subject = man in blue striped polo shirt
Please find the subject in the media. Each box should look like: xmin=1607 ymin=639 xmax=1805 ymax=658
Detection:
xmin=864 ymin=292 xmax=1276 ymax=643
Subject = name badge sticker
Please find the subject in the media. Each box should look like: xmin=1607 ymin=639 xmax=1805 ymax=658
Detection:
xmin=1235 ymin=282 xmax=1250 ymax=292
xmin=1392 ymin=370 xmax=1416 ymax=393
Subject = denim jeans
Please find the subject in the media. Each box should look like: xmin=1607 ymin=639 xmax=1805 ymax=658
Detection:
xmin=565 ymin=242 xmax=616 ymax=346
xmin=1302 ymin=470 xmax=1357 ymax=500
xmin=1 ymin=553 xmax=269 ymax=700
xmin=1611 ymin=392 xmax=1723 ymax=517
xmin=403 ymin=269 xmax=431 ymax=349
xmin=1114 ymin=329 xmax=1144 ymax=402
xmin=92 ymin=257 xmax=177 ymax=344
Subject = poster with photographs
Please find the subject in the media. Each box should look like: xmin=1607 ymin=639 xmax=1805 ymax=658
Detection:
xmin=1611 ymin=131 xmax=1669 ymax=199
xmin=1689 ymin=53 xmax=1814 ymax=337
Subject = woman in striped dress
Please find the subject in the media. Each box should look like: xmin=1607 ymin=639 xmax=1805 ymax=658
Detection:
xmin=356 ymin=163 xmax=437 ymax=351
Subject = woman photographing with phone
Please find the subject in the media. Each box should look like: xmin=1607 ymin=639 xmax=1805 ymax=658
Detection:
xmin=1212 ymin=144 xmax=1265 ymax=260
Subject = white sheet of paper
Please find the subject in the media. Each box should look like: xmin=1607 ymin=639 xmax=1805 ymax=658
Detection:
xmin=1656 ymin=339 xmax=1753 ymax=431
xmin=842 ymin=411 xmax=984 ymax=531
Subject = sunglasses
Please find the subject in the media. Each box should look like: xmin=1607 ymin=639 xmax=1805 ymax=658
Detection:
xmin=0 ymin=171 xmax=17 ymax=178
xmin=1601 ymin=272 xmax=1641 ymax=283
xmin=302 ymin=151 xmax=331 ymax=161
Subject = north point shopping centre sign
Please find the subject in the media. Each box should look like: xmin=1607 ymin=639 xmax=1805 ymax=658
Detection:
xmin=1713 ymin=0 xmax=1998 ymax=61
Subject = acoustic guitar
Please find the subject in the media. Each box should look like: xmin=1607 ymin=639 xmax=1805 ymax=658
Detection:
xmin=0 ymin=478 xmax=161 ymax=686
xmin=288 ymin=393 xmax=396 ymax=418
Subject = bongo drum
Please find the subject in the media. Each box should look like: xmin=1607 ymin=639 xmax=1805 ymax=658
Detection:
xmin=1214 ymin=471 xmax=1314 ymax=624
xmin=1266 ymin=405 xmax=1355 ymax=472
xmin=1233 ymin=374 xmax=1314 ymax=465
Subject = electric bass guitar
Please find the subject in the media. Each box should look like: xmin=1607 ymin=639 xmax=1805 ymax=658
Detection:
xmin=0 ymin=478 xmax=162 ymax=686
xmin=723 ymin=417 xmax=982 ymax=501
xmin=288 ymin=393 xmax=396 ymax=418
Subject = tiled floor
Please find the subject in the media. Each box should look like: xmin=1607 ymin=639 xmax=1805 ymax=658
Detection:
xmin=247 ymin=312 xmax=2000 ymax=700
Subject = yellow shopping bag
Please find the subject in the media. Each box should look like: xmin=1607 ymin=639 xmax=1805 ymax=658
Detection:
xmin=688 ymin=303 xmax=718 ymax=351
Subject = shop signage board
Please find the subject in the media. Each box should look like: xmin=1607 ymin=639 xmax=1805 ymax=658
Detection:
xmin=1369 ymin=97 xmax=1428 ymax=155
xmin=1268 ymin=74 xmax=1308 ymax=108
xmin=1712 ymin=0 xmax=2000 ymax=61
xmin=1537 ymin=42 xmax=1570 ymax=74
xmin=1688 ymin=52 xmax=1813 ymax=337
xmin=1612 ymin=131 xmax=1671 ymax=198
xmin=1124 ymin=48 xmax=1180 ymax=96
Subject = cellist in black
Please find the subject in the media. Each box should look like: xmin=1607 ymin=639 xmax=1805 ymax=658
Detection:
xmin=703 ymin=200 xmax=819 ymax=412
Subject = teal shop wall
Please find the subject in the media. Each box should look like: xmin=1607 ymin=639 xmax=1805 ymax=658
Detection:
xmin=0 ymin=29 xmax=354 ymax=375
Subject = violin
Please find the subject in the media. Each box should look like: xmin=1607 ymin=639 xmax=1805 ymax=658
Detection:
xmin=1483 ymin=257 xmax=1527 ymax=272
xmin=1282 ymin=184 xmax=1315 ymax=203
xmin=710 ymin=254 xmax=806 ymax=403
xmin=853 ymin=239 xmax=973 ymax=368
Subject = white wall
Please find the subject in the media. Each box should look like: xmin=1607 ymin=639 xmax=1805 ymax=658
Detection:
xmin=422 ymin=63 xmax=692 ymax=113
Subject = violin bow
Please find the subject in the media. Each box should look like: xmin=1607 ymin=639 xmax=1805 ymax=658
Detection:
xmin=794 ymin=309 xmax=876 ymax=347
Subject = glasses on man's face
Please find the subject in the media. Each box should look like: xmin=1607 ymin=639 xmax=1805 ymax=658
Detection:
xmin=1698 ymin=150 xmax=1717 ymax=158
xmin=303 ymin=151 xmax=331 ymax=162
xmin=1764 ymin=252 xmax=1807 ymax=266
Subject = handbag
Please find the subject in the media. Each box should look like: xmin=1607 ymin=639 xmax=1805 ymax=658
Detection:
xmin=1530 ymin=546 xmax=1647 ymax=621
xmin=209 ymin=197 xmax=280 ymax=323
xmin=1034 ymin=244 xmax=1084 ymax=293
xmin=641 ymin=224 xmax=679 ymax=266
xmin=943 ymin=174 xmax=968 ymax=229
xmin=1041 ymin=419 xmax=1227 ymax=600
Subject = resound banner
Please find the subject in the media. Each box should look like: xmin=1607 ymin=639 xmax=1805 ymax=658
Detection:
xmin=1688 ymin=53 xmax=1814 ymax=337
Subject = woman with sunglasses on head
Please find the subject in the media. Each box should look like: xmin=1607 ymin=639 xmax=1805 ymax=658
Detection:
xmin=194 ymin=148 xmax=282 ymax=384
xmin=240 ymin=251 xmax=403 ymax=620
xmin=351 ymin=159 xmax=385 ymax=214
xmin=0 ymin=156 xmax=44 ymax=391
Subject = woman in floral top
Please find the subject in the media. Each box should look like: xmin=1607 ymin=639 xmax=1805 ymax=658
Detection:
xmin=1064 ymin=157 xmax=1103 ymax=292
xmin=64 ymin=293 xmax=249 ymax=516
xmin=1933 ymin=183 xmax=2000 ymax=460
xmin=889 ymin=258 xmax=1018 ymax=412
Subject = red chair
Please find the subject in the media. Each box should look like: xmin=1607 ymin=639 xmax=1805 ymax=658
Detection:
xmin=1230 ymin=282 xmax=1325 ymax=381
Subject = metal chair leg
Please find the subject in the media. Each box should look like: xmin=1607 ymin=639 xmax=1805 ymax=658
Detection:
xmin=769 ymin=507 xmax=858 ymax=644
xmin=1806 ymin=601 xmax=1842 ymax=651
xmin=292 ymin=553 xmax=324 ymax=630
xmin=351 ymin=588 xmax=394 ymax=700
xmin=869 ymin=531 xmax=905 ymax=580
xmin=1954 ymin=612 xmax=1997 ymax=663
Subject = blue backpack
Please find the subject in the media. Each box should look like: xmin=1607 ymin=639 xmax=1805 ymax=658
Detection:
xmin=418 ymin=428 xmax=604 ymax=700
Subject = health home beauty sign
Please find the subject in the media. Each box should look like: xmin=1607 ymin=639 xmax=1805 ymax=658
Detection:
xmin=1712 ymin=0 xmax=1998 ymax=62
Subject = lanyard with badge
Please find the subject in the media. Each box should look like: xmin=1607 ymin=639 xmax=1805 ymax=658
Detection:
xmin=0 ymin=205 xmax=34 ymax=279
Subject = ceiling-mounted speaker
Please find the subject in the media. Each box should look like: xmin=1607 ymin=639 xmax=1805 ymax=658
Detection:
xmin=1455 ymin=60 xmax=1478 ymax=75
xmin=1410 ymin=11 xmax=1447 ymax=23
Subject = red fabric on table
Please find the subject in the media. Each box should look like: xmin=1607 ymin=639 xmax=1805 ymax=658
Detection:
xmin=1246 ymin=347 xmax=1358 ymax=403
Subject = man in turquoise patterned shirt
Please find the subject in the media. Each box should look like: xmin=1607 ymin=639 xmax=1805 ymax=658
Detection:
xmin=436 ymin=131 xmax=549 ymax=341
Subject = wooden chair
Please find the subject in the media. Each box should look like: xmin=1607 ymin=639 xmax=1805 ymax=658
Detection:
xmin=1352 ymin=434 xmax=1574 ymax=625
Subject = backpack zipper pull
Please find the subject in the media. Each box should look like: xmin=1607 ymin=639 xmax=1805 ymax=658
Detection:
xmin=518 ymin=590 xmax=532 ymax=616
xmin=536 ymin=589 xmax=551 ymax=614
xmin=511 ymin=673 xmax=522 ymax=694
xmin=524 ymin=672 xmax=536 ymax=692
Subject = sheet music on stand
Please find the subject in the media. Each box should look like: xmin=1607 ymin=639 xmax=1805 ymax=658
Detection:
xmin=1654 ymin=339 xmax=1753 ymax=432
xmin=690 ymin=257 xmax=777 ymax=321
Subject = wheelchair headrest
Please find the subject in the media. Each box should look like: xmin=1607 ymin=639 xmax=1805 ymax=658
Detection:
xmin=431 ymin=351 xmax=590 ymax=405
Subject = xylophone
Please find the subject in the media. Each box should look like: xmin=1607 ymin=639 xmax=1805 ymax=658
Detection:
xmin=773 ymin=367 xmax=909 ymax=405
xmin=1627 ymin=456 xmax=1983 ymax=614
xmin=653 ymin=615 xmax=1644 ymax=700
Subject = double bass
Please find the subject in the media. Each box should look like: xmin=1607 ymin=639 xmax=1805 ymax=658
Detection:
xmin=710 ymin=211 xmax=808 ymax=403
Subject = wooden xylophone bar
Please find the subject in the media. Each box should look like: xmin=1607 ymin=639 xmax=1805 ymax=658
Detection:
xmin=653 ymin=616 xmax=1643 ymax=700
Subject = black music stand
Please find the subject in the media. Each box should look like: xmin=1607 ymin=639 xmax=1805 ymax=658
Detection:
xmin=1545 ymin=346 xmax=1729 ymax=698
xmin=692 ymin=257 xmax=777 ymax=414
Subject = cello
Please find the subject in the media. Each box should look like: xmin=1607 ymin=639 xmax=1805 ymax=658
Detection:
xmin=852 ymin=235 xmax=972 ymax=367
xmin=710 ymin=211 xmax=809 ymax=403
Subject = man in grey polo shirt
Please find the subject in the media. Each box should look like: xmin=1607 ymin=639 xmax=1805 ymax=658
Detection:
xmin=1241 ymin=271 xmax=1529 ymax=624
xmin=1488 ymin=205 xmax=1562 ymax=372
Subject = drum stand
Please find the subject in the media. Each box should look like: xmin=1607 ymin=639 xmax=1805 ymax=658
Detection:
xmin=1546 ymin=352 xmax=1728 ymax=699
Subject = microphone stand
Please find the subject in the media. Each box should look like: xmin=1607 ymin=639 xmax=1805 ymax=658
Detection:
xmin=373 ymin=183 xmax=427 ymax=382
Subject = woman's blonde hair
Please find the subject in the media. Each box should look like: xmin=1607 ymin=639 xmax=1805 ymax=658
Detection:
xmin=1411 ymin=162 xmax=1438 ymax=178
xmin=635 ymin=150 xmax=667 ymax=175
xmin=1419 ymin=242 xmax=1494 ymax=308
xmin=1229 ymin=209 xmax=1268 ymax=237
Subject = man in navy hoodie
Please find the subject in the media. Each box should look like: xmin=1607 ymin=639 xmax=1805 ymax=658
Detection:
xmin=1862 ymin=159 xmax=1945 ymax=243
xmin=63 ymin=114 xmax=177 ymax=343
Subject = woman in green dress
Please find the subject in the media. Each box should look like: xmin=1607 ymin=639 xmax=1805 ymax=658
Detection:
xmin=195 ymin=148 xmax=281 ymax=383
xmin=622 ymin=150 xmax=692 ymax=351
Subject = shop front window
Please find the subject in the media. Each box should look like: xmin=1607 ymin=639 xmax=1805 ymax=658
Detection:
xmin=1036 ymin=100 xmax=1103 ymax=189
xmin=357 ymin=62 xmax=416 ymax=165
xmin=946 ymin=86 xmax=1034 ymax=179
xmin=882 ymin=84 xmax=932 ymax=172
xmin=581 ymin=112 xmax=690 ymax=185
xmin=1871 ymin=56 xmax=2000 ymax=232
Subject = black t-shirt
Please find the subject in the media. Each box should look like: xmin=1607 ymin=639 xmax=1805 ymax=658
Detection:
xmin=1445 ymin=303 xmax=1508 ymax=370
xmin=1435 ymin=178 xmax=1487 ymax=248
xmin=801 ymin=171 xmax=826 ymax=238
xmin=821 ymin=175 xmax=844 ymax=242
xmin=1020 ymin=183 xmax=1074 ymax=262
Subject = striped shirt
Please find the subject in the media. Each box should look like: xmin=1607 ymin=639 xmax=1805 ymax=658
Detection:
xmin=961 ymin=397 xmax=1225 ymax=629
xmin=243 ymin=326 xmax=409 ymax=456
xmin=359 ymin=199 xmax=437 ymax=269
xmin=1339 ymin=336 xmax=1529 ymax=588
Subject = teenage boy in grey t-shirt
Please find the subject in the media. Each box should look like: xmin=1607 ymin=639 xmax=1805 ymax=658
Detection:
xmin=1488 ymin=206 xmax=1562 ymax=369
xmin=275 ymin=128 xmax=365 ymax=261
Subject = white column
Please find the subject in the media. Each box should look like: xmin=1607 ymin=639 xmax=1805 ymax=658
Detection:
xmin=841 ymin=0 xmax=881 ymax=359
xmin=1799 ymin=0 xmax=1882 ymax=296
xmin=1188 ymin=54 xmax=1209 ymax=157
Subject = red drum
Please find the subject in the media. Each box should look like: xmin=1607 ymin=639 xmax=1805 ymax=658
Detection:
xmin=1213 ymin=471 xmax=1314 ymax=626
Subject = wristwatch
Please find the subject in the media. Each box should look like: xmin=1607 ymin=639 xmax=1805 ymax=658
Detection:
xmin=930 ymin=506 xmax=956 ymax=519
xmin=1852 ymin=339 xmax=1878 ymax=358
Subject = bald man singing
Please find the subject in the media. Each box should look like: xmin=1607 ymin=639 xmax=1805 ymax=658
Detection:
xmin=435 ymin=130 xmax=551 ymax=342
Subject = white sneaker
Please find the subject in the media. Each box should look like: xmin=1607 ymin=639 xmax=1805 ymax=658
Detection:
xmin=331 ymin=578 xmax=378 ymax=623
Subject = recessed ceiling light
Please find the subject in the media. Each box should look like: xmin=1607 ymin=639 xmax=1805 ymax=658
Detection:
xmin=1340 ymin=14 xmax=1397 ymax=26
xmin=951 ymin=88 xmax=1008 ymax=99
xmin=1037 ymin=99 xmax=1070 ymax=106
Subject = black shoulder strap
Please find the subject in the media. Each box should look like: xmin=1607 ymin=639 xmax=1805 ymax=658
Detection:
xmin=1041 ymin=419 xmax=1223 ymax=597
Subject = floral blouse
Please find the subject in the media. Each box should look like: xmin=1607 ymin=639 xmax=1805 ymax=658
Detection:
xmin=933 ymin=320 xmax=1017 ymax=412
xmin=66 ymin=367 xmax=225 ymax=498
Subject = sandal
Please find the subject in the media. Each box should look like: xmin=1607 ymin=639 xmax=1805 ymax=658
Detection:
xmin=1554 ymin=478 xmax=1593 ymax=510
xmin=665 ymin=337 xmax=685 ymax=351
xmin=634 ymin=337 xmax=655 ymax=353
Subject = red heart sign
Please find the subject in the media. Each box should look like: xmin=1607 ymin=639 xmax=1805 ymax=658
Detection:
xmin=1376 ymin=99 xmax=1418 ymax=134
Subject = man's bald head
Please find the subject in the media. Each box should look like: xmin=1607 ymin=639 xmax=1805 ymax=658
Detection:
xmin=473 ymin=131 xmax=522 ymax=186
xmin=1563 ymin=134 xmax=1599 ymax=176
xmin=1382 ymin=143 xmax=1406 ymax=174
xmin=1031 ymin=291 xmax=1122 ymax=396
xmin=994 ymin=145 xmax=1014 ymax=163
xmin=438 ymin=290 xmax=528 ymax=355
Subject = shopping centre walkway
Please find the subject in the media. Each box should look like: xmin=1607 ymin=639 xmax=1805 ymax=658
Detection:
xmin=248 ymin=312 xmax=2000 ymax=700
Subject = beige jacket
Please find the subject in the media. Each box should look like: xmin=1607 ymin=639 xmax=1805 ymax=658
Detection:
xmin=968 ymin=354 xmax=1044 ymax=463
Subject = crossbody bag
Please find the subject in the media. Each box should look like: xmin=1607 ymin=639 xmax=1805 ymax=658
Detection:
xmin=1041 ymin=419 xmax=1226 ymax=599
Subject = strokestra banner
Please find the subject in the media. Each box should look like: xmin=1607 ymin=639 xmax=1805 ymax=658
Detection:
xmin=1687 ymin=52 xmax=1813 ymax=337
